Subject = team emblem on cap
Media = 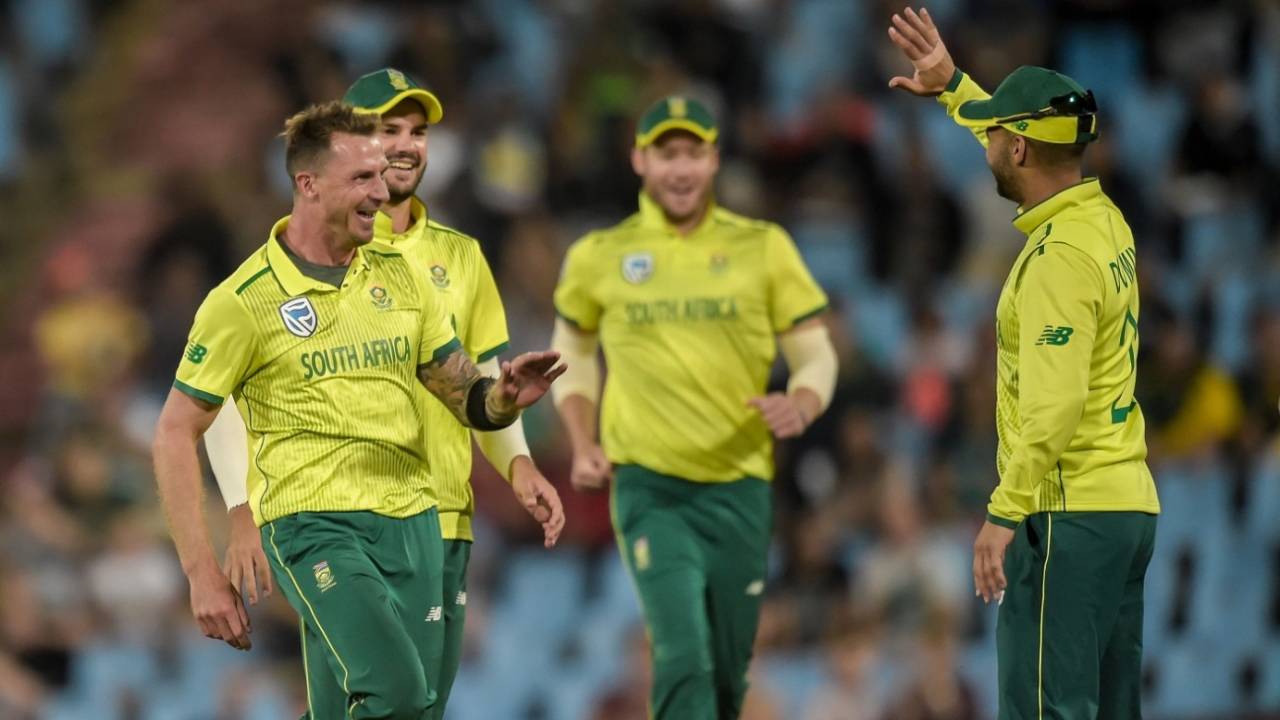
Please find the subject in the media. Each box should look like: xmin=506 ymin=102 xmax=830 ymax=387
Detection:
xmin=622 ymin=252 xmax=654 ymax=284
xmin=280 ymin=297 xmax=318 ymax=337
xmin=387 ymin=69 xmax=410 ymax=91
xmin=668 ymin=97 xmax=687 ymax=118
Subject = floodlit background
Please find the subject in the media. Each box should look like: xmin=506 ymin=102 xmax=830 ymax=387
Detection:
xmin=0 ymin=1 xmax=1278 ymax=718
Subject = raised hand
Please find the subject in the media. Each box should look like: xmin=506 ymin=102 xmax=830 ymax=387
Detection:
xmin=495 ymin=351 xmax=568 ymax=410
xmin=887 ymin=7 xmax=956 ymax=96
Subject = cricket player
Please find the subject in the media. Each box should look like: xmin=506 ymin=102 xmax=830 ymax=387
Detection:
xmin=153 ymin=101 xmax=565 ymax=720
xmin=887 ymin=7 xmax=1160 ymax=718
xmin=206 ymin=68 xmax=564 ymax=719
xmin=551 ymin=96 xmax=839 ymax=719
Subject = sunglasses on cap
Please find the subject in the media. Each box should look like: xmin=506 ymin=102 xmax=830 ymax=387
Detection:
xmin=996 ymin=90 xmax=1098 ymax=124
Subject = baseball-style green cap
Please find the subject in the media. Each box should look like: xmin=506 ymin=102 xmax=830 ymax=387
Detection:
xmin=955 ymin=66 xmax=1098 ymax=144
xmin=635 ymin=96 xmax=718 ymax=147
xmin=343 ymin=68 xmax=443 ymax=124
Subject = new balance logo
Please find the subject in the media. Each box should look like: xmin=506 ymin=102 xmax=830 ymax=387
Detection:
xmin=425 ymin=606 xmax=443 ymax=622
xmin=1036 ymin=325 xmax=1074 ymax=346
xmin=745 ymin=580 xmax=764 ymax=596
xmin=455 ymin=591 xmax=467 ymax=607
xmin=185 ymin=342 xmax=207 ymax=364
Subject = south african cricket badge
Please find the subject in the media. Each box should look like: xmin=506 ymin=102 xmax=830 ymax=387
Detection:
xmin=622 ymin=252 xmax=654 ymax=284
xmin=710 ymin=252 xmax=729 ymax=273
xmin=369 ymin=284 xmax=392 ymax=309
xmin=633 ymin=537 xmax=651 ymax=571
xmin=314 ymin=561 xmax=337 ymax=592
xmin=430 ymin=263 xmax=450 ymax=289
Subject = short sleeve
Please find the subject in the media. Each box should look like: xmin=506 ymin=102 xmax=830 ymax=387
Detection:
xmin=553 ymin=238 xmax=603 ymax=332
xmin=174 ymin=287 xmax=257 ymax=405
xmin=462 ymin=250 xmax=510 ymax=362
xmin=418 ymin=279 xmax=462 ymax=364
xmin=766 ymin=227 xmax=828 ymax=333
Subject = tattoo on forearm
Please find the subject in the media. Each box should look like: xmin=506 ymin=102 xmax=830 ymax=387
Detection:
xmin=419 ymin=349 xmax=482 ymax=424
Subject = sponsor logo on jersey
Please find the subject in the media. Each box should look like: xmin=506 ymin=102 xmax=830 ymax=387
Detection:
xmin=622 ymin=252 xmax=654 ymax=284
xmin=745 ymin=580 xmax=765 ymax=596
xmin=1036 ymin=325 xmax=1074 ymax=346
xmin=425 ymin=606 xmax=443 ymax=622
xmin=185 ymin=342 xmax=208 ymax=364
xmin=455 ymin=591 xmax=467 ymax=607
xmin=280 ymin=297 xmax=318 ymax=337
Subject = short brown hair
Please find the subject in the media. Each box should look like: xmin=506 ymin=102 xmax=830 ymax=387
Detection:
xmin=1026 ymin=137 xmax=1088 ymax=169
xmin=281 ymin=100 xmax=378 ymax=179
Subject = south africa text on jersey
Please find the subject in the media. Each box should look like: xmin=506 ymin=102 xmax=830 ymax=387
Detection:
xmin=624 ymin=297 xmax=740 ymax=325
xmin=301 ymin=335 xmax=414 ymax=379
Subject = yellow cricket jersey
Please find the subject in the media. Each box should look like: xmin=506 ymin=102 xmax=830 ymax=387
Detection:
xmin=174 ymin=217 xmax=460 ymax=526
xmin=554 ymin=193 xmax=828 ymax=483
xmin=939 ymin=73 xmax=1160 ymax=526
xmin=373 ymin=198 xmax=509 ymax=541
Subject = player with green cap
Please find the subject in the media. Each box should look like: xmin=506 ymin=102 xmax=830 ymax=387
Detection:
xmin=888 ymin=7 xmax=1159 ymax=719
xmin=206 ymin=68 xmax=565 ymax=720
xmin=551 ymin=94 xmax=839 ymax=718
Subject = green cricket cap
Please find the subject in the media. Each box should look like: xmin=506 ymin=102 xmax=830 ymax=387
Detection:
xmin=955 ymin=66 xmax=1098 ymax=144
xmin=343 ymin=68 xmax=443 ymax=124
xmin=635 ymin=96 xmax=718 ymax=147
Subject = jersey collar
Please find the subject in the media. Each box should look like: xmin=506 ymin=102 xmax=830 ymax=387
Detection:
xmin=373 ymin=197 xmax=429 ymax=249
xmin=637 ymin=191 xmax=717 ymax=238
xmin=1012 ymin=178 xmax=1102 ymax=236
xmin=266 ymin=215 xmax=373 ymax=296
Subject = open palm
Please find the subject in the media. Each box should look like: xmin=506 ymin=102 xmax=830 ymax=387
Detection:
xmin=497 ymin=351 xmax=567 ymax=409
xmin=886 ymin=7 xmax=956 ymax=96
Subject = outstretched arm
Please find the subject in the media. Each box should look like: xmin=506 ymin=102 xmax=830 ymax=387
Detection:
xmin=886 ymin=6 xmax=992 ymax=147
xmin=418 ymin=347 xmax=566 ymax=430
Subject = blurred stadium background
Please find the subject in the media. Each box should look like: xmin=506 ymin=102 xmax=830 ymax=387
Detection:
xmin=0 ymin=0 xmax=1278 ymax=718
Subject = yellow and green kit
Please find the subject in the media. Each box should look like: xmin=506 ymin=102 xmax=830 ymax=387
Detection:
xmin=555 ymin=182 xmax=827 ymax=718
xmin=940 ymin=66 xmax=1159 ymax=720
xmin=373 ymin=198 xmax=507 ymax=718
xmin=175 ymin=217 xmax=460 ymax=719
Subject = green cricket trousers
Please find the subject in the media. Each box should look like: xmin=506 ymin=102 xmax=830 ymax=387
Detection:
xmin=610 ymin=464 xmax=772 ymax=720
xmin=997 ymin=511 xmax=1158 ymax=720
xmin=263 ymin=508 xmax=445 ymax=720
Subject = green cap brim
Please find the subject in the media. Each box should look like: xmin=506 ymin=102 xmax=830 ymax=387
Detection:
xmin=635 ymin=120 xmax=718 ymax=147
xmin=353 ymin=88 xmax=444 ymax=124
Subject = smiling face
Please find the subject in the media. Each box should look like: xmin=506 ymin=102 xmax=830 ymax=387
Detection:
xmin=632 ymin=130 xmax=720 ymax=227
xmin=378 ymin=99 xmax=429 ymax=203
xmin=310 ymin=132 xmax=390 ymax=245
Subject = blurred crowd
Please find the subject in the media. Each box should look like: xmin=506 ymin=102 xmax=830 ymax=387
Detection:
xmin=1 ymin=0 xmax=1279 ymax=718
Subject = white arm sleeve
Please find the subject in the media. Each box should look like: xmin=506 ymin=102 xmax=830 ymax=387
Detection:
xmin=549 ymin=317 xmax=601 ymax=407
xmin=779 ymin=323 xmax=838 ymax=412
xmin=203 ymin=397 xmax=250 ymax=509
xmin=472 ymin=358 xmax=532 ymax=482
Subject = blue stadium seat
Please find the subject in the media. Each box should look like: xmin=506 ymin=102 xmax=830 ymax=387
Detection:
xmin=1146 ymin=635 xmax=1239 ymax=717
xmin=756 ymin=651 xmax=825 ymax=719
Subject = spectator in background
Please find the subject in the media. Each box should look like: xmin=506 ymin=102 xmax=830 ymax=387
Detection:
xmin=1139 ymin=302 xmax=1244 ymax=460
xmin=881 ymin=611 xmax=979 ymax=720
xmin=805 ymin=610 xmax=884 ymax=720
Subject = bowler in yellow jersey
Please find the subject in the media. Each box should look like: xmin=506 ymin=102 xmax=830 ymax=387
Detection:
xmin=889 ymin=8 xmax=1160 ymax=719
xmin=152 ymin=101 xmax=564 ymax=720
xmin=551 ymin=96 xmax=839 ymax=719
xmin=207 ymin=69 xmax=565 ymax=720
